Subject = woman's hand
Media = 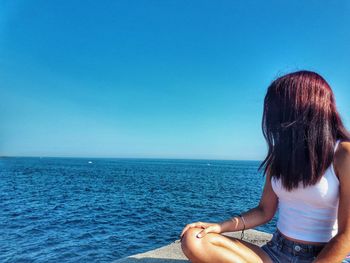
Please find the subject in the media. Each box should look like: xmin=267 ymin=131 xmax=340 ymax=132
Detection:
xmin=180 ymin=222 xmax=222 ymax=239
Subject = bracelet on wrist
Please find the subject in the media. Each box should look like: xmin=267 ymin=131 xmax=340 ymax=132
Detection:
xmin=230 ymin=214 xmax=246 ymax=240
xmin=239 ymin=214 xmax=246 ymax=240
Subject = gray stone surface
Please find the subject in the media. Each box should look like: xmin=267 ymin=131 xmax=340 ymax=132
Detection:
xmin=114 ymin=229 xmax=272 ymax=263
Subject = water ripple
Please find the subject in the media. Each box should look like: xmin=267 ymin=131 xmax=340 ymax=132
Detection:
xmin=0 ymin=157 xmax=276 ymax=262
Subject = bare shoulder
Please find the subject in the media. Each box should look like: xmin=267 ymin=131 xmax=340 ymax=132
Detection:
xmin=334 ymin=141 xmax=350 ymax=181
xmin=335 ymin=141 xmax=350 ymax=160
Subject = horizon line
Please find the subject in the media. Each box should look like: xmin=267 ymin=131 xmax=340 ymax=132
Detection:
xmin=0 ymin=155 xmax=263 ymax=162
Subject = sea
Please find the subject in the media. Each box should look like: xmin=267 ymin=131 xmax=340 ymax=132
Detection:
xmin=0 ymin=157 xmax=277 ymax=262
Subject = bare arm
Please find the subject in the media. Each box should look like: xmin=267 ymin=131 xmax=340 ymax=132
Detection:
xmin=315 ymin=141 xmax=350 ymax=263
xmin=180 ymin=174 xmax=278 ymax=239
xmin=219 ymin=174 xmax=278 ymax=233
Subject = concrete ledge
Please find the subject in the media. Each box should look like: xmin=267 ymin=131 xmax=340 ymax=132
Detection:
xmin=114 ymin=229 xmax=272 ymax=263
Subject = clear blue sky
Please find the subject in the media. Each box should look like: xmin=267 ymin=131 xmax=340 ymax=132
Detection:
xmin=1 ymin=1 xmax=349 ymax=160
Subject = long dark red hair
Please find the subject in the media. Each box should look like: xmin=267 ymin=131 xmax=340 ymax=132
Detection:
xmin=259 ymin=70 xmax=350 ymax=190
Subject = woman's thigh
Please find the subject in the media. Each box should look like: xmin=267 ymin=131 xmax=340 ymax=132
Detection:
xmin=181 ymin=227 xmax=273 ymax=263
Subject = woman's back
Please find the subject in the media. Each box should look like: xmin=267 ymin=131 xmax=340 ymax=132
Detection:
xmin=272 ymin=140 xmax=341 ymax=242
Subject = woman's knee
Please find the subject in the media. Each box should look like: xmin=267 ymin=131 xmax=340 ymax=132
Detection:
xmin=181 ymin=227 xmax=203 ymax=256
xmin=181 ymin=229 xmax=246 ymax=262
xmin=181 ymin=227 xmax=219 ymax=257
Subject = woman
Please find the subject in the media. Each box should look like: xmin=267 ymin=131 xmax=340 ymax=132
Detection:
xmin=180 ymin=71 xmax=350 ymax=263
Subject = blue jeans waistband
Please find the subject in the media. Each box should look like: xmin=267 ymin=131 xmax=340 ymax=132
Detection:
xmin=272 ymin=229 xmax=325 ymax=255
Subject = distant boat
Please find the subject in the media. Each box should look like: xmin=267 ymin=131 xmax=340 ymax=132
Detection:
xmin=88 ymin=161 xmax=93 ymax=164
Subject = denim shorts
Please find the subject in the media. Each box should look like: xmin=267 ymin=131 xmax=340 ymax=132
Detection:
xmin=261 ymin=230 xmax=350 ymax=263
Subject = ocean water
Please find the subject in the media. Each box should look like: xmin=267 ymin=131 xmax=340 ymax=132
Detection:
xmin=0 ymin=157 xmax=276 ymax=262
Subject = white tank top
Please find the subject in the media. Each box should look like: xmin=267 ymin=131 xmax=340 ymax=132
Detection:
xmin=271 ymin=140 xmax=340 ymax=242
